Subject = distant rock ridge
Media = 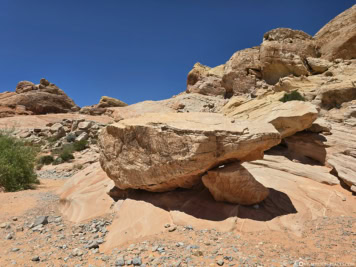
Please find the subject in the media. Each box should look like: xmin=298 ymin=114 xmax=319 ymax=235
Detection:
xmin=80 ymin=96 xmax=128 ymax=116
xmin=0 ymin=78 xmax=79 ymax=118
xmin=185 ymin=4 xmax=356 ymax=98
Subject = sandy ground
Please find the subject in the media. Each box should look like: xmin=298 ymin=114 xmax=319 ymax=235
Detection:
xmin=0 ymin=173 xmax=355 ymax=267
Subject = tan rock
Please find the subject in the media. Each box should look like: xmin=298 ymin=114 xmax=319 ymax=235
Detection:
xmin=306 ymin=57 xmax=332 ymax=74
xmin=260 ymin=28 xmax=317 ymax=84
xmin=202 ymin=163 xmax=269 ymax=205
xmin=307 ymin=118 xmax=332 ymax=133
xmin=186 ymin=63 xmax=226 ymax=97
xmin=222 ymin=47 xmax=261 ymax=96
xmin=15 ymin=81 xmax=36 ymax=94
xmin=101 ymin=199 xmax=173 ymax=250
xmin=223 ymin=93 xmax=318 ymax=138
xmin=0 ymin=79 xmax=79 ymax=117
xmin=220 ymin=96 xmax=249 ymax=114
xmin=107 ymin=93 xmax=228 ymax=121
xmin=187 ymin=76 xmax=226 ymax=97
xmin=327 ymin=153 xmax=356 ymax=189
xmin=99 ymin=112 xmax=281 ymax=192
xmin=284 ymin=132 xmax=328 ymax=165
xmin=251 ymin=154 xmax=339 ymax=185
xmin=97 ymin=96 xmax=128 ymax=108
xmin=315 ymin=4 xmax=356 ymax=60
xmin=57 ymin=162 xmax=115 ymax=223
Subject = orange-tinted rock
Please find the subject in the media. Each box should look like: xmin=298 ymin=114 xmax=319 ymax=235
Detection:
xmin=99 ymin=112 xmax=281 ymax=192
xmin=202 ymin=163 xmax=269 ymax=205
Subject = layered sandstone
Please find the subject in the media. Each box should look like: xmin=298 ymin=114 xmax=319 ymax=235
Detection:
xmin=99 ymin=112 xmax=281 ymax=192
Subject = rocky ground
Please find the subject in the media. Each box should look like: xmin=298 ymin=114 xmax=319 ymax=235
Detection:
xmin=0 ymin=168 xmax=355 ymax=267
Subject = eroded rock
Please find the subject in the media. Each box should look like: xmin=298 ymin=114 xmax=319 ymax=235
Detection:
xmin=99 ymin=112 xmax=281 ymax=192
xmin=202 ymin=163 xmax=269 ymax=205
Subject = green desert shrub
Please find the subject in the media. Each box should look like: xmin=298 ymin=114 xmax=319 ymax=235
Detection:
xmin=59 ymin=149 xmax=75 ymax=162
xmin=279 ymin=90 xmax=305 ymax=103
xmin=0 ymin=132 xmax=39 ymax=192
xmin=72 ymin=140 xmax=88 ymax=152
xmin=38 ymin=155 xmax=54 ymax=165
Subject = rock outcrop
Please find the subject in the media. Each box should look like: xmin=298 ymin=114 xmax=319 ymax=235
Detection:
xmin=202 ymin=163 xmax=269 ymax=205
xmin=80 ymin=96 xmax=127 ymax=116
xmin=99 ymin=112 xmax=281 ymax=192
xmin=222 ymin=47 xmax=262 ymax=96
xmin=58 ymin=162 xmax=115 ymax=222
xmin=186 ymin=63 xmax=225 ymax=97
xmin=223 ymin=93 xmax=318 ymax=138
xmin=107 ymin=93 xmax=228 ymax=121
xmin=315 ymin=4 xmax=356 ymax=60
xmin=260 ymin=28 xmax=317 ymax=85
xmin=0 ymin=79 xmax=79 ymax=118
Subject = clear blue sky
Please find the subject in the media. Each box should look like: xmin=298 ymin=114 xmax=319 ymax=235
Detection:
xmin=0 ymin=1 xmax=354 ymax=107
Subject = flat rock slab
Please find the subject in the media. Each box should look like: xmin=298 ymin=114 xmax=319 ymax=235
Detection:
xmin=223 ymin=93 xmax=318 ymax=138
xmin=99 ymin=112 xmax=281 ymax=192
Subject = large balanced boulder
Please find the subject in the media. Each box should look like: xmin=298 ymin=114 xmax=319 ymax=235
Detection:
xmin=99 ymin=112 xmax=281 ymax=192
xmin=202 ymin=163 xmax=270 ymax=205
xmin=0 ymin=78 xmax=79 ymax=117
xmin=314 ymin=4 xmax=356 ymax=60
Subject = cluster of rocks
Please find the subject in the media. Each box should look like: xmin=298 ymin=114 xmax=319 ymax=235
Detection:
xmin=15 ymin=118 xmax=107 ymax=154
xmin=185 ymin=5 xmax=356 ymax=99
xmin=99 ymin=103 xmax=318 ymax=204
xmin=0 ymin=78 xmax=79 ymax=118
xmin=80 ymin=96 xmax=128 ymax=116
xmin=97 ymin=4 xmax=356 ymax=204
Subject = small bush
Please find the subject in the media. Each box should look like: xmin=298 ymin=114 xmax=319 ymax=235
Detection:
xmin=73 ymin=140 xmax=88 ymax=152
xmin=58 ymin=149 xmax=74 ymax=162
xmin=279 ymin=90 xmax=305 ymax=103
xmin=38 ymin=155 xmax=54 ymax=165
xmin=0 ymin=132 xmax=39 ymax=192
xmin=46 ymin=135 xmax=60 ymax=144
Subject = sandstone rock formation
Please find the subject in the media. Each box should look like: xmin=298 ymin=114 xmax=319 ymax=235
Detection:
xmin=0 ymin=79 xmax=79 ymax=118
xmin=80 ymin=96 xmax=128 ymax=116
xmin=260 ymin=28 xmax=317 ymax=85
xmin=107 ymin=93 xmax=228 ymax=121
xmin=202 ymin=163 xmax=269 ymax=205
xmin=99 ymin=112 xmax=281 ymax=192
xmin=223 ymin=93 xmax=318 ymax=138
xmin=186 ymin=63 xmax=225 ymax=97
xmin=57 ymin=162 xmax=115 ymax=222
xmin=222 ymin=47 xmax=262 ymax=96
xmin=315 ymin=4 xmax=356 ymax=60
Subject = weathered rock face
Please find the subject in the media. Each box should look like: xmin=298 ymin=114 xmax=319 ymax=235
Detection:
xmin=0 ymin=79 xmax=79 ymax=118
xmin=260 ymin=28 xmax=317 ymax=85
xmin=58 ymin=162 xmax=115 ymax=222
xmin=315 ymin=4 xmax=356 ymax=60
xmin=97 ymin=96 xmax=128 ymax=108
xmin=80 ymin=96 xmax=127 ymax=116
xmin=107 ymin=93 xmax=228 ymax=121
xmin=223 ymin=93 xmax=318 ymax=138
xmin=186 ymin=63 xmax=226 ymax=97
xmin=306 ymin=57 xmax=332 ymax=74
xmin=222 ymin=47 xmax=262 ymax=96
xmin=202 ymin=163 xmax=269 ymax=205
xmin=99 ymin=112 xmax=281 ymax=192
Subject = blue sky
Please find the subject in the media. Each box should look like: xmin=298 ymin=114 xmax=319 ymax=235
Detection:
xmin=0 ymin=1 xmax=354 ymax=107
